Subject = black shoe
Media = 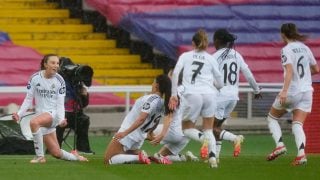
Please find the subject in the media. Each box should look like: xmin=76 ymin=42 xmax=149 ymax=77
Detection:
xmin=77 ymin=150 xmax=95 ymax=155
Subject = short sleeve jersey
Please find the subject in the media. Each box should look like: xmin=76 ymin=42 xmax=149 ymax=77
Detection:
xmin=18 ymin=71 xmax=66 ymax=116
xmin=281 ymin=41 xmax=317 ymax=94
xmin=175 ymin=50 xmax=222 ymax=94
xmin=212 ymin=48 xmax=248 ymax=100
xmin=120 ymin=94 xmax=164 ymax=140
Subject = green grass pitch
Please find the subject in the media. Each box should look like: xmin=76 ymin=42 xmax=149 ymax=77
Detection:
xmin=0 ymin=134 xmax=319 ymax=180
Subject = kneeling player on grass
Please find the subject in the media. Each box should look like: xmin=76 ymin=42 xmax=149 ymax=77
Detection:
xmin=147 ymin=107 xmax=199 ymax=164
xmin=12 ymin=54 xmax=88 ymax=163
xmin=104 ymin=74 xmax=172 ymax=165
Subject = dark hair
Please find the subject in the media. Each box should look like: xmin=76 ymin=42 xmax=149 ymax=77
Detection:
xmin=192 ymin=29 xmax=208 ymax=51
xmin=281 ymin=23 xmax=307 ymax=41
xmin=155 ymin=74 xmax=172 ymax=115
xmin=213 ymin=28 xmax=237 ymax=60
xmin=40 ymin=54 xmax=59 ymax=70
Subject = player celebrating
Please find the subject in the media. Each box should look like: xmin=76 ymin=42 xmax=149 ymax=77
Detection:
xmin=169 ymin=29 xmax=223 ymax=168
xmin=12 ymin=54 xmax=87 ymax=163
xmin=104 ymin=74 xmax=172 ymax=165
xmin=211 ymin=29 xmax=262 ymax=161
xmin=266 ymin=23 xmax=319 ymax=165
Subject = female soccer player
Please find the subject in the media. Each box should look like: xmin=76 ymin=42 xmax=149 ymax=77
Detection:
xmin=104 ymin=74 xmax=172 ymax=165
xmin=12 ymin=54 xmax=87 ymax=163
xmin=211 ymin=29 xmax=262 ymax=161
xmin=169 ymin=29 xmax=223 ymax=168
xmin=266 ymin=23 xmax=319 ymax=165
xmin=148 ymin=69 xmax=199 ymax=163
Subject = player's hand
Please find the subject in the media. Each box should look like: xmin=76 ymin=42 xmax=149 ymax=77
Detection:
xmin=113 ymin=132 xmax=126 ymax=141
xmin=150 ymin=134 xmax=164 ymax=146
xmin=254 ymin=93 xmax=262 ymax=99
xmin=278 ymin=90 xmax=288 ymax=105
xmin=146 ymin=131 xmax=155 ymax=141
xmin=169 ymin=96 xmax=178 ymax=111
xmin=12 ymin=112 xmax=20 ymax=123
xmin=59 ymin=119 xmax=68 ymax=127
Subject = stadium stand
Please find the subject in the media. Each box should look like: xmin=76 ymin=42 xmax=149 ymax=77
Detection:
xmin=86 ymin=0 xmax=320 ymax=82
xmin=1 ymin=0 xmax=163 ymax=106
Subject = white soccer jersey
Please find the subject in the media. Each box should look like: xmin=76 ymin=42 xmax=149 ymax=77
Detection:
xmin=172 ymin=50 xmax=223 ymax=96
xmin=119 ymin=94 xmax=164 ymax=141
xmin=281 ymin=41 xmax=317 ymax=94
xmin=212 ymin=48 xmax=260 ymax=100
xmin=18 ymin=70 xmax=66 ymax=123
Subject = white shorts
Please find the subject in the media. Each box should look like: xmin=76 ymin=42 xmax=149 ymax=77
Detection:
xmin=154 ymin=124 xmax=189 ymax=155
xmin=180 ymin=94 xmax=217 ymax=123
xmin=272 ymin=91 xmax=313 ymax=112
xmin=23 ymin=111 xmax=59 ymax=136
xmin=117 ymin=127 xmax=145 ymax=151
xmin=215 ymin=100 xmax=237 ymax=120
xmin=119 ymin=136 xmax=144 ymax=152
xmin=40 ymin=127 xmax=56 ymax=135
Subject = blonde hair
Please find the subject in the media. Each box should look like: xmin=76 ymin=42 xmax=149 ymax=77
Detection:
xmin=192 ymin=29 xmax=208 ymax=51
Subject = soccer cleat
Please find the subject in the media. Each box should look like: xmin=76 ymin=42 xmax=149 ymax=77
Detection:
xmin=233 ymin=135 xmax=244 ymax=157
xmin=266 ymin=146 xmax=287 ymax=161
xmin=71 ymin=150 xmax=89 ymax=162
xmin=151 ymin=153 xmax=172 ymax=164
xmin=30 ymin=156 xmax=46 ymax=164
xmin=157 ymin=156 xmax=172 ymax=164
xmin=208 ymin=157 xmax=218 ymax=168
xmin=200 ymin=138 xmax=209 ymax=160
xmin=77 ymin=150 xmax=95 ymax=155
xmin=138 ymin=150 xmax=151 ymax=164
xmin=292 ymin=155 xmax=307 ymax=166
xmin=185 ymin=151 xmax=199 ymax=161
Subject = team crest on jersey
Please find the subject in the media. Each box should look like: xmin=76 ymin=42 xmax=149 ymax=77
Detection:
xmin=143 ymin=102 xmax=151 ymax=110
xmin=281 ymin=54 xmax=287 ymax=63
xmin=51 ymin=84 xmax=55 ymax=89
xmin=59 ymin=87 xmax=66 ymax=94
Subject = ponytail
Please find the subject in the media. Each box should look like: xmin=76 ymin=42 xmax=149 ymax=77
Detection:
xmin=192 ymin=29 xmax=208 ymax=51
xmin=281 ymin=23 xmax=307 ymax=42
xmin=155 ymin=74 xmax=172 ymax=115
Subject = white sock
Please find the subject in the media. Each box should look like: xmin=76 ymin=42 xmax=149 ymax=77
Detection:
xmin=32 ymin=129 xmax=44 ymax=157
xmin=61 ymin=149 xmax=78 ymax=161
xmin=203 ymin=129 xmax=216 ymax=158
xmin=183 ymin=128 xmax=204 ymax=143
xmin=292 ymin=121 xmax=306 ymax=156
xmin=167 ymin=154 xmax=185 ymax=162
xmin=220 ymin=130 xmax=236 ymax=142
xmin=216 ymin=141 xmax=222 ymax=159
xmin=109 ymin=154 xmax=139 ymax=164
xmin=267 ymin=115 xmax=284 ymax=147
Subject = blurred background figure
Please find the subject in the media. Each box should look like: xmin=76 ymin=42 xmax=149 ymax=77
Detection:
xmin=56 ymin=57 xmax=94 ymax=155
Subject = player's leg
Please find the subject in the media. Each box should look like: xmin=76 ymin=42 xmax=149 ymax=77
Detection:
xmin=106 ymin=137 xmax=150 ymax=165
xmin=181 ymin=94 xmax=204 ymax=143
xmin=291 ymin=91 xmax=312 ymax=165
xmin=201 ymin=94 xmax=218 ymax=168
xmin=266 ymin=100 xmax=287 ymax=161
xmin=29 ymin=113 xmax=53 ymax=163
xmin=213 ymin=118 xmax=223 ymax=162
xmin=44 ymin=130 xmax=88 ymax=162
